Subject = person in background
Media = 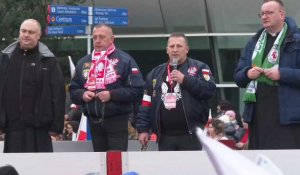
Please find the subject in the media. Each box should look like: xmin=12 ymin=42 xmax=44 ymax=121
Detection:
xmin=62 ymin=121 xmax=79 ymax=141
xmin=0 ymin=19 xmax=66 ymax=153
xmin=234 ymin=0 xmax=300 ymax=149
xmin=236 ymin=121 xmax=249 ymax=150
xmin=65 ymin=84 xmax=82 ymax=122
xmin=64 ymin=104 xmax=82 ymax=122
xmin=136 ymin=32 xmax=216 ymax=151
xmin=216 ymin=100 xmax=234 ymax=118
xmin=70 ymin=24 xmax=144 ymax=152
xmin=208 ymin=119 xmax=228 ymax=140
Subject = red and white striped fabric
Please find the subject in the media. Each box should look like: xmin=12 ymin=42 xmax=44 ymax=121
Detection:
xmin=141 ymin=94 xmax=152 ymax=107
xmin=76 ymin=114 xmax=87 ymax=141
xmin=132 ymin=68 xmax=139 ymax=74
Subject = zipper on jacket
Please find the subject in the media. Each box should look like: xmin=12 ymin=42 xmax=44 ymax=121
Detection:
xmin=19 ymin=59 xmax=25 ymax=119
xmin=180 ymin=91 xmax=192 ymax=135
xmin=155 ymin=74 xmax=164 ymax=143
xmin=90 ymin=90 xmax=104 ymax=124
xmin=34 ymin=62 xmax=42 ymax=127
xmin=100 ymin=102 xmax=105 ymax=125
xmin=155 ymin=96 xmax=161 ymax=143
xmin=178 ymin=63 xmax=192 ymax=135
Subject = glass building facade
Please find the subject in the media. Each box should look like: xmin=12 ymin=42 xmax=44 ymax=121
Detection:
xmin=47 ymin=0 xmax=300 ymax=116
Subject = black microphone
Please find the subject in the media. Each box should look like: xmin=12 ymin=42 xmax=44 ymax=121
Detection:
xmin=171 ymin=58 xmax=178 ymax=71
xmin=170 ymin=58 xmax=178 ymax=85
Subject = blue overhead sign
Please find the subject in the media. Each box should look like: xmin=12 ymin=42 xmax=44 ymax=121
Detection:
xmin=48 ymin=5 xmax=128 ymax=17
xmin=46 ymin=5 xmax=130 ymax=36
xmin=48 ymin=5 xmax=89 ymax=15
xmin=93 ymin=7 xmax=128 ymax=16
xmin=46 ymin=26 xmax=86 ymax=36
xmin=93 ymin=16 xmax=128 ymax=26
xmin=47 ymin=15 xmax=88 ymax=25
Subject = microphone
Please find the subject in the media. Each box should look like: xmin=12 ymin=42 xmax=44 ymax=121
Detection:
xmin=170 ymin=58 xmax=178 ymax=85
xmin=171 ymin=58 xmax=178 ymax=71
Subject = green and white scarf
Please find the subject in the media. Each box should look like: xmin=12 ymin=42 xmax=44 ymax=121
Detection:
xmin=243 ymin=23 xmax=287 ymax=103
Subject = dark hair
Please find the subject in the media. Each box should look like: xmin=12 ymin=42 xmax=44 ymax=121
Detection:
xmin=212 ymin=119 xmax=225 ymax=135
xmin=168 ymin=32 xmax=189 ymax=46
xmin=218 ymin=100 xmax=234 ymax=111
xmin=263 ymin=0 xmax=284 ymax=7
xmin=66 ymin=121 xmax=79 ymax=133
xmin=0 ymin=165 xmax=19 ymax=175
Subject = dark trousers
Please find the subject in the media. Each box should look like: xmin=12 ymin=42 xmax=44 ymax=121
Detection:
xmin=158 ymin=133 xmax=202 ymax=151
xmin=88 ymin=114 xmax=129 ymax=152
xmin=249 ymin=84 xmax=300 ymax=149
xmin=4 ymin=127 xmax=53 ymax=153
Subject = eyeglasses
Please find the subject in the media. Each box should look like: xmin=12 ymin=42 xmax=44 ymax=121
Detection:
xmin=258 ymin=10 xmax=283 ymax=18
xmin=258 ymin=11 xmax=275 ymax=18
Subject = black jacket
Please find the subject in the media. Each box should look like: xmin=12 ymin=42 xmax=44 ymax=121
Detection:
xmin=70 ymin=48 xmax=144 ymax=120
xmin=136 ymin=58 xmax=216 ymax=137
xmin=0 ymin=41 xmax=66 ymax=133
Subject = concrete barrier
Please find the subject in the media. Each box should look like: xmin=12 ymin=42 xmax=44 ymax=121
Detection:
xmin=1 ymin=141 xmax=300 ymax=175
xmin=0 ymin=140 xmax=158 ymax=152
xmin=1 ymin=150 xmax=300 ymax=174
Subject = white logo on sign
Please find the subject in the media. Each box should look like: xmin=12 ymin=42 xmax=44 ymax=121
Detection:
xmin=51 ymin=7 xmax=56 ymax=13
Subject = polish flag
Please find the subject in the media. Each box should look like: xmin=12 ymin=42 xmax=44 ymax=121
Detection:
xmin=202 ymin=69 xmax=210 ymax=75
xmin=141 ymin=94 xmax=152 ymax=107
xmin=76 ymin=114 xmax=87 ymax=141
xmin=132 ymin=68 xmax=139 ymax=74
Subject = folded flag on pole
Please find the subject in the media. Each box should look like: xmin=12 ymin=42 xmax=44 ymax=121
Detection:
xmin=68 ymin=56 xmax=76 ymax=78
xmin=195 ymin=128 xmax=280 ymax=175
xmin=76 ymin=114 xmax=87 ymax=141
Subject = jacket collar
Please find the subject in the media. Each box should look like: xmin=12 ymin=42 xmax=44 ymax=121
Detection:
xmin=1 ymin=41 xmax=55 ymax=58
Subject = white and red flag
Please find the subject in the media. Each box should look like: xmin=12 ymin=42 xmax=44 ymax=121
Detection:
xmin=76 ymin=114 xmax=87 ymax=141
xmin=141 ymin=94 xmax=152 ymax=107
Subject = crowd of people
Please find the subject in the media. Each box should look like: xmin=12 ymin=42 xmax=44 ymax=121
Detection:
xmin=205 ymin=100 xmax=249 ymax=149
xmin=1 ymin=0 xmax=300 ymax=153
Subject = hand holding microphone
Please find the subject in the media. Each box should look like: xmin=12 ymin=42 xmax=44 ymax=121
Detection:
xmin=170 ymin=58 xmax=184 ymax=84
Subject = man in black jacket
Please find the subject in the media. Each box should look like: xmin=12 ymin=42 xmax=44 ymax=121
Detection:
xmin=0 ymin=19 xmax=66 ymax=153
xmin=70 ymin=24 xmax=144 ymax=152
xmin=136 ymin=33 xmax=216 ymax=151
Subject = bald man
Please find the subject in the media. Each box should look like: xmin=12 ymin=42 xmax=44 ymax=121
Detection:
xmin=0 ymin=19 xmax=66 ymax=153
xmin=70 ymin=24 xmax=144 ymax=152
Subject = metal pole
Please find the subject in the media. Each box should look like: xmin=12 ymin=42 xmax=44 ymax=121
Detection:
xmin=86 ymin=25 xmax=92 ymax=54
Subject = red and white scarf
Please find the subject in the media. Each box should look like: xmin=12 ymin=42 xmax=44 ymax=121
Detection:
xmin=84 ymin=43 xmax=116 ymax=91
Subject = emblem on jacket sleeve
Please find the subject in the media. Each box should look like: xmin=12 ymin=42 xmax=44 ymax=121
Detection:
xmin=188 ymin=67 xmax=198 ymax=76
xmin=152 ymin=79 xmax=157 ymax=89
xmin=82 ymin=69 xmax=90 ymax=79
xmin=142 ymin=94 xmax=152 ymax=107
xmin=202 ymin=69 xmax=211 ymax=81
xmin=82 ymin=62 xmax=91 ymax=79
xmin=83 ymin=62 xmax=91 ymax=68
xmin=131 ymin=68 xmax=139 ymax=74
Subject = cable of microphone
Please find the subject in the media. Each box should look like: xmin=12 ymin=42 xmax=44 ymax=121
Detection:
xmin=171 ymin=58 xmax=178 ymax=71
